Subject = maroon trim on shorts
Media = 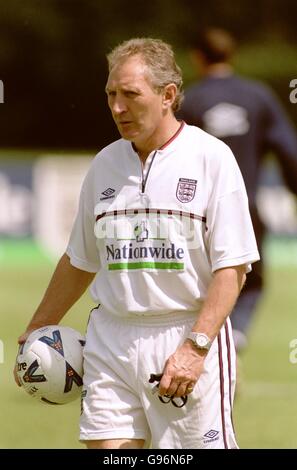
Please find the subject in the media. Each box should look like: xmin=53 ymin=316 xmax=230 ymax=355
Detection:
xmin=218 ymin=332 xmax=228 ymax=449
xmin=225 ymin=321 xmax=236 ymax=433
xmin=224 ymin=322 xmax=232 ymax=409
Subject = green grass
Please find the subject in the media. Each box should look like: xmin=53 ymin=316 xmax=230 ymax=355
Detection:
xmin=0 ymin=244 xmax=95 ymax=448
xmin=233 ymin=265 xmax=297 ymax=448
xmin=1 ymin=239 xmax=297 ymax=448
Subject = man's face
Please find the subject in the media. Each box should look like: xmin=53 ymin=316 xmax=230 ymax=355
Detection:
xmin=105 ymin=55 xmax=165 ymax=145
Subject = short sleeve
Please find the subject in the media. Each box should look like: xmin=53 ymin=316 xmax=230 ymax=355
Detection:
xmin=66 ymin=179 xmax=100 ymax=273
xmin=206 ymin=145 xmax=260 ymax=272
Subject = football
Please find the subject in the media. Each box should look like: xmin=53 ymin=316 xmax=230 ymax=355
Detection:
xmin=16 ymin=325 xmax=85 ymax=405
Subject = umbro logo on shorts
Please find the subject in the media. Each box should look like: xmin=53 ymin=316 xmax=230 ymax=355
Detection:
xmin=100 ymin=188 xmax=116 ymax=200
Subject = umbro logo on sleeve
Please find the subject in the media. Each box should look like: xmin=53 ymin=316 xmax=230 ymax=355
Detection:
xmin=100 ymin=188 xmax=116 ymax=200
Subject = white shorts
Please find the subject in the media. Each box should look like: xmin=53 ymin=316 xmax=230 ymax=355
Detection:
xmin=80 ymin=306 xmax=238 ymax=449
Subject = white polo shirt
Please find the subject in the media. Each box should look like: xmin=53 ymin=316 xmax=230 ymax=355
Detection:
xmin=66 ymin=122 xmax=259 ymax=317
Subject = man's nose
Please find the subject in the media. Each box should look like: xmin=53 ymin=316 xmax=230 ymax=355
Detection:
xmin=111 ymin=96 xmax=127 ymax=115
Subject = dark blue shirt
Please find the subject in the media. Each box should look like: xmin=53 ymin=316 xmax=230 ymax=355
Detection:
xmin=179 ymin=75 xmax=297 ymax=208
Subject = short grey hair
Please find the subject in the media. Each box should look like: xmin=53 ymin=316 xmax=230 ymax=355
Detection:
xmin=107 ymin=37 xmax=184 ymax=112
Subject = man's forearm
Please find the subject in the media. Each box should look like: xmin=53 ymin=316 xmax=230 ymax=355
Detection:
xmin=190 ymin=265 xmax=246 ymax=341
xmin=24 ymin=253 xmax=96 ymax=332
xmin=158 ymin=265 xmax=246 ymax=397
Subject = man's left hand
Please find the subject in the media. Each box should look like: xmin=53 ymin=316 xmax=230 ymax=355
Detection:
xmin=158 ymin=340 xmax=207 ymax=398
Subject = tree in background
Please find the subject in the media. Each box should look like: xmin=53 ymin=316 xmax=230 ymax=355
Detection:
xmin=0 ymin=0 xmax=296 ymax=149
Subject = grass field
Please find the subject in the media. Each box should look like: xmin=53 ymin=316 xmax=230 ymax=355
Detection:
xmin=1 ymin=237 xmax=297 ymax=448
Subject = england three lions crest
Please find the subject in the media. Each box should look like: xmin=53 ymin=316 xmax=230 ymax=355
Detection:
xmin=176 ymin=178 xmax=197 ymax=203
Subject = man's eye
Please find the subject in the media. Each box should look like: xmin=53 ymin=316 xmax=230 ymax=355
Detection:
xmin=125 ymin=91 xmax=138 ymax=97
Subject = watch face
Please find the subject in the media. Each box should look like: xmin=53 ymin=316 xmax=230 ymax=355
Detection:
xmin=197 ymin=336 xmax=208 ymax=347
xmin=188 ymin=332 xmax=211 ymax=350
xmin=194 ymin=333 xmax=211 ymax=350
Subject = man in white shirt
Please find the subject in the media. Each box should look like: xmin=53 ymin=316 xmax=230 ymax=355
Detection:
xmin=15 ymin=37 xmax=259 ymax=449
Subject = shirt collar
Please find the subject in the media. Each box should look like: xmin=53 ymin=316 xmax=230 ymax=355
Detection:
xmin=130 ymin=120 xmax=185 ymax=155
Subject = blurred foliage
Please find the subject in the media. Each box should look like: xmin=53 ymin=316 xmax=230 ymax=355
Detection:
xmin=0 ymin=0 xmax=296 ymax=150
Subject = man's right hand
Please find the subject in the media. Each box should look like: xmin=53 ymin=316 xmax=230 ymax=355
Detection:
xmin=14 ymin=329 xmax=36 ymax=387
xmin=13 ymin=253 xmax=96 ymax=388
xmin=17 ymin=330 xmax=33 ymax=345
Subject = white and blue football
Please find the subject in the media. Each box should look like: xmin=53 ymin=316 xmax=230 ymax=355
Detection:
xmin=16 ymin=325 xmax=85 ymax=405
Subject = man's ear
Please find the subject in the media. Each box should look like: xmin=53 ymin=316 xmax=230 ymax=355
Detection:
xmin=162 ymin=83 xmax=177 ymax=109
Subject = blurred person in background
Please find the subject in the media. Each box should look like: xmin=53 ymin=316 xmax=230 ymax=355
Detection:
xmin=179 ymin=27 xmax=297 ymax=353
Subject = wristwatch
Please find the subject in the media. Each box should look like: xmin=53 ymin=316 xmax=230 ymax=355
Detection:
xmin=186 ymin=332 xmax=212 ymax=351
